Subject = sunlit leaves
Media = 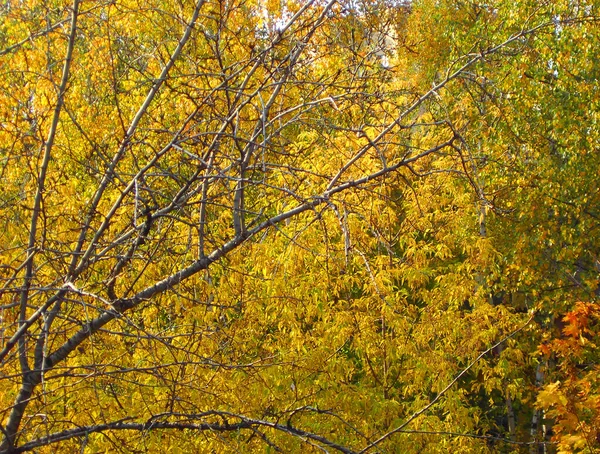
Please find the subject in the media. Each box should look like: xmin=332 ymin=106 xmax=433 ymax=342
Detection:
xmin=1 ymin=0 xmax=599 ymax=452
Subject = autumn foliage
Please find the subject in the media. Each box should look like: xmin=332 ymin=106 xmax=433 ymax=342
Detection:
xmin=0 ymin=0 xmax=599 ymax=452
xmin=538 ymin=302 xmax=600 ymax=453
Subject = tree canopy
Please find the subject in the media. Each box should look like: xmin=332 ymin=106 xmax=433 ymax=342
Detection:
xmin=1 ymin=0 xmax=599 ymax=452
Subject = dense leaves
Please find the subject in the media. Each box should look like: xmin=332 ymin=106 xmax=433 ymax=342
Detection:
xmin=0 ymin=0 xmax=598 ymax=452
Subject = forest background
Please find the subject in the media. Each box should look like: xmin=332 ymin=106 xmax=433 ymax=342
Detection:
xmin=0 ymin=0 xmax=599 ymax=452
